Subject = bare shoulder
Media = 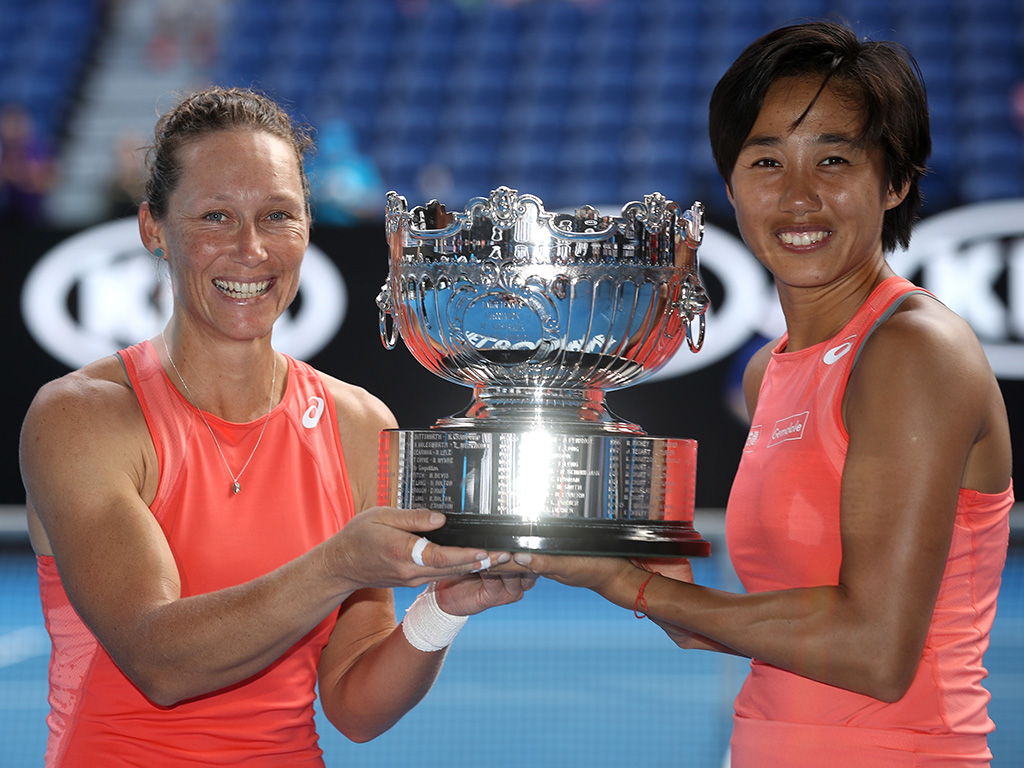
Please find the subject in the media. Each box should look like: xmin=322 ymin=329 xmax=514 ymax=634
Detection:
xmin=848 ymin=292 xmax=1011 ymax=491
xmin=312 ymin=369 xmax=398 ymax=433
xmin=23 ymin=355 xmax=144 ymax=448
xmin=862 ymin=293 xmax=992 ymax=385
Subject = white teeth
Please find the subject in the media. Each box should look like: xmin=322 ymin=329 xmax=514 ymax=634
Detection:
xmin=214 ymin=279 xmax=270 ymax=298
xmin=779 ymin=231 xmax=830 ymax=246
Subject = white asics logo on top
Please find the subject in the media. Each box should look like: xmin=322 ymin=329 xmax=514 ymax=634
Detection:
xmin=823 ymin=341 xmax=854 ymax=365
xmin=302 ymin=397 xmax=325 ymax=428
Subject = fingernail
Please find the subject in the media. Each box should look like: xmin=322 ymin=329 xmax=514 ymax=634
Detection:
xmin=472 ymin=556 xmax=492 ymax=573
xmin=514 ymin=553 xmax=532 ymax=566
xmin=430 ymin=512 xmax=445 ymax=525
xmin=496 ymin=552 xmax=511 ymax=564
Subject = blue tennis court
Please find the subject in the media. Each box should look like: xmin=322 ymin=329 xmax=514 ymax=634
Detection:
xmin=3 ymin=523 xmax=1022 ymax=767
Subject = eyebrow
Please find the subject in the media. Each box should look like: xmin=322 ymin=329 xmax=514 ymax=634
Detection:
xmin=739 ymin=132 xmax=859 ymax=152
xmin=201 ymin=192 xmax=304 ymax=205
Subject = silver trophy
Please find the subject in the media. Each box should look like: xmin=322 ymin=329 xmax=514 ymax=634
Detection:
xmin=376 ymin=187 xmax=711 ymax=557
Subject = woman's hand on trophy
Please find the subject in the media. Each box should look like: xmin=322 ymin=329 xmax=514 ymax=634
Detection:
xmin=510 ymin=551 xmax=636 ymax=596
xmin=323 ymin=507 xmax=510 ymax=591
xmin=637 ymin=557 xmax=694 ymax=585
xmin=434 ymin=570 xmax=537 ymax=616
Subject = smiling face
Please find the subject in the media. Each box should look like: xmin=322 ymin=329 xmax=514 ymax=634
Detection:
xmin=141 ymin=129 xmax=310 ymax=343
xmin=727 ymin=76 xmax=908 ymax=295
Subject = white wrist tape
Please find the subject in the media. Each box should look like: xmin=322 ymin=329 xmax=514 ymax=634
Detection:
xmin=402 ymin=583 xmax=468 ymax=652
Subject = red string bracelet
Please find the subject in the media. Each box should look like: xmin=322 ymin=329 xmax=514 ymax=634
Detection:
xmin=633 ymin=571 xmax=660 ymax=619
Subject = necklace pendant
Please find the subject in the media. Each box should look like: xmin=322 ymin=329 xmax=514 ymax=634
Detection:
xmin=162 ymin=332 xmax=275 ymax=501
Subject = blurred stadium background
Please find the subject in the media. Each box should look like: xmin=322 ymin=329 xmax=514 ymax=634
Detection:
xmin=1 ymin=0 xmax=1022 ymax=766
xmin=3 ymin=0 xmax=1023 ymax=226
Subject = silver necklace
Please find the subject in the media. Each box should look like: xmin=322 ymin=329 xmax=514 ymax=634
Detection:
xmin=161 ymin=331 xmax=277 ymax=495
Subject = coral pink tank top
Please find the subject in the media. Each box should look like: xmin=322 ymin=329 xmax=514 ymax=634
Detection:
xmin=726 ymin=277 xmax=1013 ymax=766
xmin=38 ymin=341 xmax=354 ymax=766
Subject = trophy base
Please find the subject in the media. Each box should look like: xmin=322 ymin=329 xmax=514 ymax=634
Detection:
xmin=419 ymin=514 xmax=710 ymax=558
xmin=379 ymin=428 xmax=710 ymax=559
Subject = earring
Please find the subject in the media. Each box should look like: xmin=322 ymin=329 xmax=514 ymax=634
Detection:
xmin=154 ymin=247 xmax=164 ymax=258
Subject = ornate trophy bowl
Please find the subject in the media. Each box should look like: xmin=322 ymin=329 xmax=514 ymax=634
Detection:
xmin=376 ymin=187 xmax=711 ymax=557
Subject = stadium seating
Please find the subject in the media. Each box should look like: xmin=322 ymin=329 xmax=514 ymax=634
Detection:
xmin=3 ymin=0 xmax=1021 ymax=219
xmin=0 ymin=0 xmax=101 ymax=139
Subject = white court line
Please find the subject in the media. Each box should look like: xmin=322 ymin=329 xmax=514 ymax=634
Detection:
xmin=0 ymin=626 xmax=50 ymax=668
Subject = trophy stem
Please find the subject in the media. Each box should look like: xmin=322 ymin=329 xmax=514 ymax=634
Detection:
xmin=436 ymin=385 xmax=644 ymax=434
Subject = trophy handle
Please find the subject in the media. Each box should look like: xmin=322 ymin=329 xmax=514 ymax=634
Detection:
xmin=676 ymin=274 xmax=709 ymax=353
xmin=686 ymin=312 xmax=706 ymax=353
xmin=376 ymin=283 xmax=399 ymax=350
xmin=379 ymin=309 xmax=398 ymax=350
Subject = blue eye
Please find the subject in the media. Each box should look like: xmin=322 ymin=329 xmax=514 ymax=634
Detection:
xmin=205 ymin=211 xmax=226 ymax=221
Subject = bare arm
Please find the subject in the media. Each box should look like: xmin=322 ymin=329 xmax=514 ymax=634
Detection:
xmin=516 ymin=299 xmax=1012 ymax=701
xmin=311 ymin=373 xmax=533 ymax=741
xmin=21 ymin=361 xmax=496 ymax=708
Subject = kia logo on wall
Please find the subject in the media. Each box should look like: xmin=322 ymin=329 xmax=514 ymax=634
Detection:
xmin=20 ymin=216 xmax=776 ymax=380
xmin=21 ymin=201 xmax=1024 ymax=379
xmin=22 ymin=218 xmax=347 ymax=370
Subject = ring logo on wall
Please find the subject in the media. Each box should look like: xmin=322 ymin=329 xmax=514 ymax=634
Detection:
xmin=890 ymin=199 xmax=1024 ymax=379
xmin=21 ymin=218 xmax=347 ymax=370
